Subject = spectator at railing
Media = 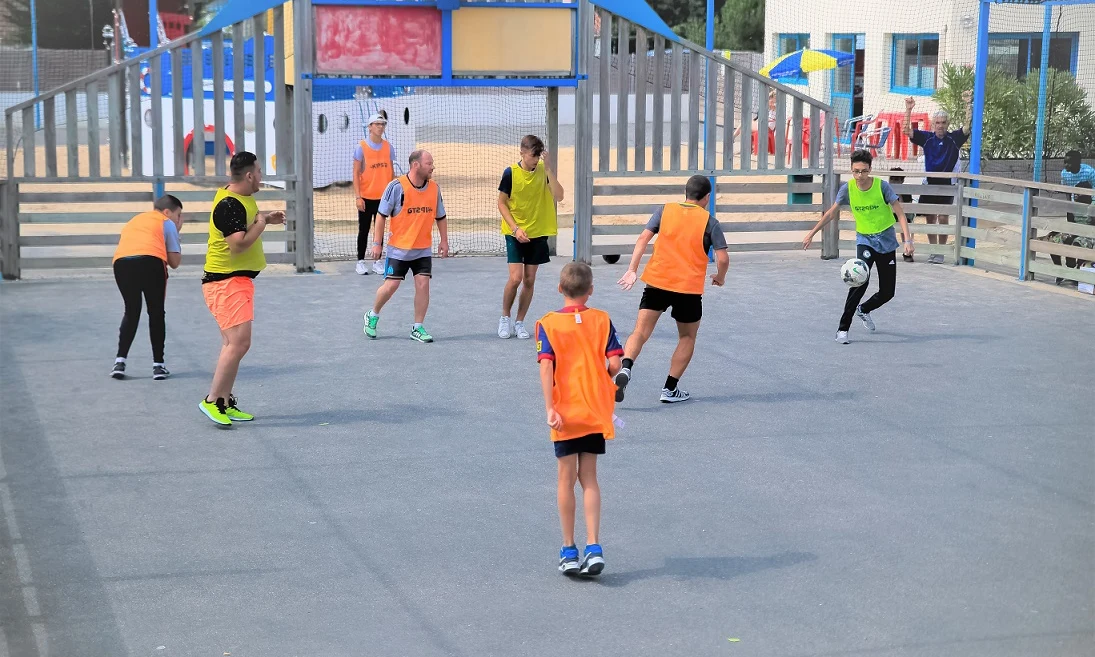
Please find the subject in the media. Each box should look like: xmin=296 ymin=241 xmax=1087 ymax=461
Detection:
xmin=904 ymin=91 xmax=972 ymax=264
xmin=1046 ymin=151 xmax=1094 ymax=284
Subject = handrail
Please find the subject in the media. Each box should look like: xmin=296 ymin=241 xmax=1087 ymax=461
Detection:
xmin=672 ymin=36 xmax=833 ymax=112
xmin=4 ymin=30 xmax=206 ymax=117
xmin=955 ymin=171 xmax=1092 ymax=197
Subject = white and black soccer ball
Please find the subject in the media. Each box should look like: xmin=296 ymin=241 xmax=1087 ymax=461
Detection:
xmin=840 ymin=258 xmax=870 ymax=287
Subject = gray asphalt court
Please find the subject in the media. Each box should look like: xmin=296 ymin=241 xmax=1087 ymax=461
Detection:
xmin=1 ymin=253 xmax=1092 ymax=657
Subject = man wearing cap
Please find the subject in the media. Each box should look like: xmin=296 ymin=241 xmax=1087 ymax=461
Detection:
xmin=352 ymin=112 xmax=396 ymax=275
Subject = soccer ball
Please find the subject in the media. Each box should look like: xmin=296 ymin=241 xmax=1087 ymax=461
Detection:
xmin=840 ymin=258 xmax=870 ymax=287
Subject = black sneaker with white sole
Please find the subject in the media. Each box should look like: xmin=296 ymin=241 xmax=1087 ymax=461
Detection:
xmin=152 ymin=365 xmax=170 ymax=380
xmin=614 ymin=367 xmax=631 ymax=402
xmin=110 ymin=362 xmax=126 ymax=379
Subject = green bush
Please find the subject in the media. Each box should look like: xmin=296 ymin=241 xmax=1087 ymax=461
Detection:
xmin=934 ymin=61 xmax=1095 ymax=162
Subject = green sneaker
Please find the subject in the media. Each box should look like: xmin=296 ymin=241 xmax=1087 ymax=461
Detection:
xmin=364 ymin=312 xmax=379 ymax=339
xmin=410 ymin=325 xmax=433 ymax=343
xmin=226 ymin=395 xmax=254 ymax=421
xmin=199 ymin=398 xmax=232 ymax=426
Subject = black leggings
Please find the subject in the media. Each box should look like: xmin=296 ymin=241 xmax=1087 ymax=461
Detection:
xmin=114 ymin=256 xmax=167 ymax=362
xmin=357 ymin=198 xmax=381 ymax=260
xmin=839 ymin=243 xmax=896 ymax=331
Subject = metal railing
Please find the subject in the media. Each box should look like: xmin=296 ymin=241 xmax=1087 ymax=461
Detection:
xmin=0 ymin=4 xmax=311 ymax=280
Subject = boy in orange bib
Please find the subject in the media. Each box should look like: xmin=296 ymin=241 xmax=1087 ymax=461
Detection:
xmin=536 ymin=262 xmax=623 ymax=577
xmin=615 ymin=175 xmax=729 ymax=403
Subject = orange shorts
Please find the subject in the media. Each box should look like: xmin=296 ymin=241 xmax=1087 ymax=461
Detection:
xmin=202 ymin=276 xmax=255 ymax=330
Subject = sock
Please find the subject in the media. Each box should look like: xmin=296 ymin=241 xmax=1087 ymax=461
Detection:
xmin=368 ymin=310 xmax=378 ymax=318
xmin=622 ymin=358 xmax=634 ymax=371
xmin=664 ymin=375 xmax=679 ymax=391
xmin=501 ymin=315 xmax=510 ymax=320
xmin=413 ymin=323 xmax=423 ymax=329
xmin=153 ymin=362 xmax=164 ymax=367
xmin=115 ymin=357 xmax=126 ymax=364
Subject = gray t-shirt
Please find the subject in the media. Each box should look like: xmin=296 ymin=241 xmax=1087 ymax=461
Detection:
xmin=645 ymin=204 xmax=728 ymax=253
xmin=163 ymin=219 xmax=181 ymax=253
xmin=378 ymin=178 xmax=447 ymax=261
xmin=835 ymin=180 xmax=901 ymax=253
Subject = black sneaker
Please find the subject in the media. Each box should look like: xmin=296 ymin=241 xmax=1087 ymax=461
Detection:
xmin=152 ymin=365 xmax=170 ymax=380
xmin=614 ymin=367 xmax=631 ymax=402
xmin=110 ymin=362 xmax=126 ymax=379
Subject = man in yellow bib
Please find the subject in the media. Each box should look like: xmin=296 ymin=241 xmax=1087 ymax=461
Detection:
xmin=364 ymin=150 xmax=449 ymax=343
xmin=199 ymin=152 xmax=286 ymax=426
xmin=497 ymin=135 xmax=564 ymax=339
xmin=352 ymin=112 xmax=395 ymax=275
xmin=802 ymin=149 xmax=913 ymax=344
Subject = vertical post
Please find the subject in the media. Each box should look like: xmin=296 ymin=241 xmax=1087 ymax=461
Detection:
xmin=596 ymin=9 xmax=610 ymax=173
xmin=669 ymin=45 xmax=683 ymax=170
xmin=30 ymin=0 xmax=40 ymax=129
xmin=292 ymin=0 xmax=315 ymax=272
xmin=212 ymin=32 xmax=227 ymax=177
xmin=233 ymin=23 xmax=247 ymax=154
xmin=952 ymin=178 xmax=964 ymax=265
xmin=546 ymin=86 xmax=559 ymax=256
xmin=149 ymin=0 xmax=159 ymax=48
xmin=633 ymin=27 xmax=648 ymax=172
xmin=272 ymin=5 xmax=287 ymax=177
xmin=43 ymin=96 xmax=57 ymax=177
xmin=253 ymin=17 xmax=268 ymax=172
xmin=821 ymin=113 xmax=838 ymax=260
xmin=191 ymin=40 xmax=206 ymax=177
xmin=705 ymin=0 xmax=716 ymax=191
xmin=615 ymin=18 xmax=629 ymax=172
xmin=1 ymin=182 xmax=20 ymax=280
xmin=574 ymin=0 xmax=594 ymax=263
xmin=108 ymin=73 xmax=123 ymax=176
xmin=1032 ymin=4 xmax=1052 ymax=183
xmin=171 ymin=48 xmax=184 ymax=176
xmin=86 ymin=80 xmax=101 ymax=178
xmin=128 ymin=63 xmax=143 ymax=177
xmin=651 ymin=34 xmax=664 ymax=171
xmin=1018 ymin=187 xmax=1035 ymax=280
xmin=966 ymin=0 xmax=991 ymax=265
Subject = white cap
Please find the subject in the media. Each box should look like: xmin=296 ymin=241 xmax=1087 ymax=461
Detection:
xmin=368 ymin=113 xmax=388 ymax=125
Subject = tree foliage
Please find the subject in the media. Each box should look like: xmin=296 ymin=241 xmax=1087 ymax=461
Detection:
xmin=935 ymin=61 xmax=1095 ymax=162
xmin=650 ymin=0 xmax=764 ymax=52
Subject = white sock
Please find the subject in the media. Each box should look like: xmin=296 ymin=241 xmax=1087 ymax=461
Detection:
xmin=153 ymin=362 xmax=164 ymax=368
xmin=413 ymin=323 xmax=423 ymax=329
xmin=115 ymin=357 xmax=126 ymax=364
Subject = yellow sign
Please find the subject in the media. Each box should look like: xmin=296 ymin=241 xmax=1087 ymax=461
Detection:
xmin=452 ymin=8 xmax=573 ymax=75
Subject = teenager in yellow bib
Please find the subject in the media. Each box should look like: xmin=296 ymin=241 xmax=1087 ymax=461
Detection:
xmin=497 ymin=135 xmax=564 ymax=340
xmin=365 ymin=150 xmax=450 ymax=343
xmin=352 ymin=112 xmax=395 ymax=275
xmin=199 ymin=152 xmax=286 ymax=426
xmin=803 ymin=149 xmax=914 ymax=344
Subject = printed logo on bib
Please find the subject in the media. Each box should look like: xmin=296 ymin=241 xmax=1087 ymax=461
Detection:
xmin=406 ymin=205 xmax=434 ymax=215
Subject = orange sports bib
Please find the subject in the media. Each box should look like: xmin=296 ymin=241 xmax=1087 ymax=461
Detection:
xmin=640 ymin=203 xmax=710 ymax=295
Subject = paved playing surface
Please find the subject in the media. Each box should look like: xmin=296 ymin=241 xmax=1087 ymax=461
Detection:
xmin=1 ymin=253 xmax=1092 ymax=657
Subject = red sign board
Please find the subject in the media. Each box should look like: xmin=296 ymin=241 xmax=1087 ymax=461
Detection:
xmin=315 ymin=6 xmax=442 ymax=76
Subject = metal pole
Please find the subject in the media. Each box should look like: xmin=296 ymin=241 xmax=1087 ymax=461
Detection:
xmin=149 ymin=0 xmax=158 ymax=48
xmin=292 ymin=0 xmax=315 ymax=271
xmin=574 ymin=0 xmax=594 ymax=263
xmin=1032 ymin=5 xmax=1052 ymax=183
xmin=965 ymin=0 xmax=991 ymax=265
xmin=30 ymin=0 xmax=39 ymax=129
xmin=705 ymin=0 xmax=716 ymax=261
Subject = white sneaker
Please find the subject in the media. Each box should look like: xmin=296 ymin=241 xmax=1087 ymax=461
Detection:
xmin=372 ymin=260 xmax=386 ymax=275
xmin=355 ymin=260 xmax=368 ymax=275
xmin=498 ymin=316 xmax=513 ymax=339
xmin=835 ymin=330 xmax=850 ymax=344
xmin=514 ymin=321 xmax=531 ymax=340
xmin=855 ymin=306 xmax=876 ymax=332
xmin=659 ymin=387 xmax=690 ymax=403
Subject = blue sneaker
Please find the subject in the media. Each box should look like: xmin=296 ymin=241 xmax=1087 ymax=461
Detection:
xmin=579 ymin=544 xmax=605 ymax=576
xmin=558 ymin=545 xmax=580 ymax=576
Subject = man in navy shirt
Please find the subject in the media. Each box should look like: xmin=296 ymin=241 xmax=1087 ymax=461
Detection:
xmin=904 ymin=91 xmax=972 ymax=263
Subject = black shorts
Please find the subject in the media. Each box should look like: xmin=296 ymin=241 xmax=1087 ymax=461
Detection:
xmin=639 ymin=285 xmax=702 ymax=323
xmin=505 ymin=235 xmax=551 ymax=266
xmin=554 ymin=433 xmax=606 ymax=458
xmin=920 ymin=178 xmax=954 ymax=212
xmin=384 ymin=256 xmax=432 ymax=280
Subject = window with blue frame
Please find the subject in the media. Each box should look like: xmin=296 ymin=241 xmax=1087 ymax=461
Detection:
xmin=891 ymin=34 xmax=939 ymax=95
xmin=776 ymin=34 xmax=810 ymax=85
xmin=988 ymin=33 xmax=1078 ymax=79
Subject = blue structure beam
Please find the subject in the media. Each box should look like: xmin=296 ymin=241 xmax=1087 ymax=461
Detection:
xmin=1032 ymin=4 xmax=1053 ymax=182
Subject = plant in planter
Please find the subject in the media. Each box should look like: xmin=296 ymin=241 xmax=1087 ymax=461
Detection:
xmin=934 ymin=61 xmax=1095 ymax=167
